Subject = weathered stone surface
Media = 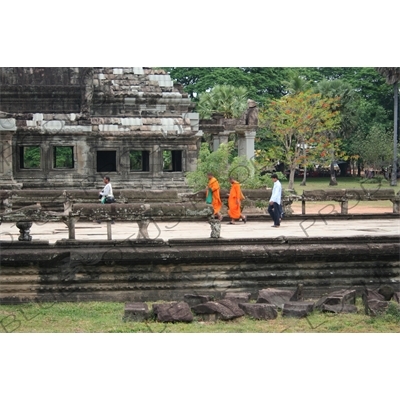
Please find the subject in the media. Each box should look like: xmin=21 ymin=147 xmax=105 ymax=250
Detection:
xmin=315 ymin=289 xmax=356 ymax=310
xmin=257 ymin=288 xmax=295 ymax=310
xmin=321 ymin=304 xmax=358 ymax=314
xmin=364 ymin=289 xmax=385 ymax=301
xmin=239 ymin=303 xmax=278 ymax=320
xmin=282 ymin=302 xmax=315 ymax=318
xmin=152 ymin=302 xmax=193 ymax=322
xmin=378 ymin=285 xmax=395 ymax=301
xmin=394 ymin=292 xmax=400 ymax=304
xmin=365 ymin=299 xmax=389 ymax=316
xmin=183 ymin=294 xmax=214 ymax=307
xmin=362 ymin=289 xmax=389 ymax=316
xmin=192 ymin=299 xmax=244 ymax=321
xmin=224 ymin=292 xmax=251 ymax=304
xmin=124 ymin=302 xmax=150 ymax=321
xmin=290 ymin=284 xmax=304 ymax=301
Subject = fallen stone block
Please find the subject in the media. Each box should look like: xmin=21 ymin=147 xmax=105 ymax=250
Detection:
xmin=223 ymin=292 xmax=251 ymax=304
xmin=364 ymin=289 xmax=385 ymax=301
xmin=192 ymin=299 xmax=244 ymax=321
xmin=124 ymin=302 xmax=150 ymax=321
xmin=378 ymin=285 xmax=395 ymax=301
xmin=152 ymin=302 xmax=193 ymax=323
xmin=256 ymin=288 xmax=295 ymax=310
xmin=364 ymin=299 xmax=389 ymax=316
xmin=282 ymin=302 xmax=315 ymax=318
xmin=315 ymin=289 xmax=356 ymax=310
xmin=238 ymin=303 xmax=278 ymax=320
xmin=321 ymin=304 xmax=358 ymax=314
xmin=183 ymin=294 xmax=214 ymax=307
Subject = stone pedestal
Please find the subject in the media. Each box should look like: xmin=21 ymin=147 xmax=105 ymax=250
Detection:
xmin=237 ymin=129 xmax=256 ymax=161
xmin=16 ymin=221 xmax=33 ymax=241
xmin=212 ymin=131 xmax=230 ymax=152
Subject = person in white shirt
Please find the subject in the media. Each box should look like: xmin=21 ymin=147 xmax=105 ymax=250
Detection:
xmin=99 ymin=176 xmax=115 ymax=203
xmin=268 ymin=173 xmax=282 ymax=228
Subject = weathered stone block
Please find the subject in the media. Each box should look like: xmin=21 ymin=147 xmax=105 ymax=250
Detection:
xmin=378 ymin=285 xmax=395 ymax=301
xmin=321 ymin=304 xmax=358 ymax=314
xmin=192 ymin=299 xmax=244 ymax=321
xmin=124 ymin=302 xmax=150 ymax=321
xmin=282 ymin=302 xmax=315 ymax=318
xmin=152 ymin=302 xmax=193 ymax=323
xmin=365 ymin=299 xmax=389 ymax=316
xmin=224 ymin=292 xmax=251 ymax=304
xmin=315 ymin=289 xmax=356 ymax=309
xmin=257 ymin=288 xmax=295 ymax=310
xmin=239 ymin=303 xmax=278 ymax=320
xmin=184 ymin=294 xmax=214 ymax=307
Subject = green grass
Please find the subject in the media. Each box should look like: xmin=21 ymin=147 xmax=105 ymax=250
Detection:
xmin=282 ymin=176 xmax=396 ymax=193
xmin=1 ymin=300 xmax=399 ymax=333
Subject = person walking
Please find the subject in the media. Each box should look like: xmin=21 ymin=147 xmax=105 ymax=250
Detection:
xmin=99 ymin=176 xmax=115 ymax=204
xmin=268 ymin=173 xmax=282 ymax=228
xmin=206 ymin=172 xmax=223 ymax=221
xmin=227 ymin=177 xmax=247 ymax=224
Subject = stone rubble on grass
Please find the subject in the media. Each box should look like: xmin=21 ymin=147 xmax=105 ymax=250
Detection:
xmin=282 ymin=302 xmax=315 ymax=318
xmin=362 ymin=289 xmax=389 ymax=316
xmin=238 ymin=303 xmax=278 ymax=320
xmin=152 ymin=301 xmax=193 ymax=322
xmin=191 ymin=299 xmax=244 ymax=321
xmin=124 ymin=302 xmax=151 ymax=321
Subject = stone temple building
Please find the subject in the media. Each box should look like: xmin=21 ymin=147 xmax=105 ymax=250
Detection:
xmin=0 ymin=67 xmax=201 ymax=190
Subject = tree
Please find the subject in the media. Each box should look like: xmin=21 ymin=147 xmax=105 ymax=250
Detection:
xmin=260 ymin=91 xmax=341 ymax=190
xmin=197 ymin=85 xmax=248 ymax=119
xmin=313 ymin=79 xmax=356 ymax=184
xmin=357 ymin=124 xmax=394 ymax=174
xmin=165 ymin=67 xmax=289 ymax=104
xmin=186 ymin=142 xmax=277 ymax=191
xmin=375 ymin=67 xmax=400 ymax=186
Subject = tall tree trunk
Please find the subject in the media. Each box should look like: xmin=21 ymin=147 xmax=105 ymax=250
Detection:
xmin=300 ymin=146 xmax=307 ymax=186
xmin=390 ymin=81 xmax=398 ymax=186
xmin=288 ymin=167 xmax=296 ymax=190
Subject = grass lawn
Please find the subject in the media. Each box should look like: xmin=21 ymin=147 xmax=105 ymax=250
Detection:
xmin=1 ymin=300 xmax=399 ymax=333
xmin=282 ymin=176 xmax=396 ymax=192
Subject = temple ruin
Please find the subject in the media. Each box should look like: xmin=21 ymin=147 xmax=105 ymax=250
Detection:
xmin=0 ymin=67 xmax=201 ymax=191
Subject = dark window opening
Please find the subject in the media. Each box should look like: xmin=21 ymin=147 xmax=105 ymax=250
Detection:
xmin=163 ymin=150 xmax=182 ymax=172
xmin=54 ymin=146 xmax=74 ymax=168
xmin=130 ymin=150 xmax=150 ymax=171
xmin=20 ymin=146 xmax=41 ymax=169
xmin=97 ymin=151 xmax=117 ymax=172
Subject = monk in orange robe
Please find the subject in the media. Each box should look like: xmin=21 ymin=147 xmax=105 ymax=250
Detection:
xmin=227 ymin=177 xmax=247 ymax=224
xmin=206 ymin=173 xmax=222 ymax=220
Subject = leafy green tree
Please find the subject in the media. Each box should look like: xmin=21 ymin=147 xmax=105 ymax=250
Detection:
xmin=186 ymin=142 xmax=277 ymax=191
xmin=165 ymin=67 xmax=289 ymax=104
xmin=261 ymin=91 xmax=341 ymax=190
xmin=197 ymin=85 xmax=248 ymax=119
xmin=357 ymin=124 xmax=394 ymax=173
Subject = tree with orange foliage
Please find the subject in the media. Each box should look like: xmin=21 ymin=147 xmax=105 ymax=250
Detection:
xmin=260 ymin=91 xmax=341 ymax=190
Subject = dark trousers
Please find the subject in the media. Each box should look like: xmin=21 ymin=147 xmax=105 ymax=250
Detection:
xmin=268 ymin=202 xmax=281 ymax=226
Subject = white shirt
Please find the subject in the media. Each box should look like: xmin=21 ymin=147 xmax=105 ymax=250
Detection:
xmin=100 ymin=182 xmax=113 ymax=198
xmin=269 ymin=180 xmax=282 ymax=204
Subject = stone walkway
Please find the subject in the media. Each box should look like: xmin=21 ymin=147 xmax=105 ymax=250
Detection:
xmin=0 ymin=216 xmax=399 ymax=244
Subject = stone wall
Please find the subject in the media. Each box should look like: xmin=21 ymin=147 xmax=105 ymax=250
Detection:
xmin=0 ymin=236 xmax=398 ymax=304
xmin=0 ymin=68 xmax=201 ymax=191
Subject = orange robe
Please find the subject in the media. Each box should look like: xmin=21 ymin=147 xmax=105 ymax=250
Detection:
xmin=228 ymin=181 xmax=243 ymax=219
xmin=207 ymin=177 xmax=222 ymax=215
